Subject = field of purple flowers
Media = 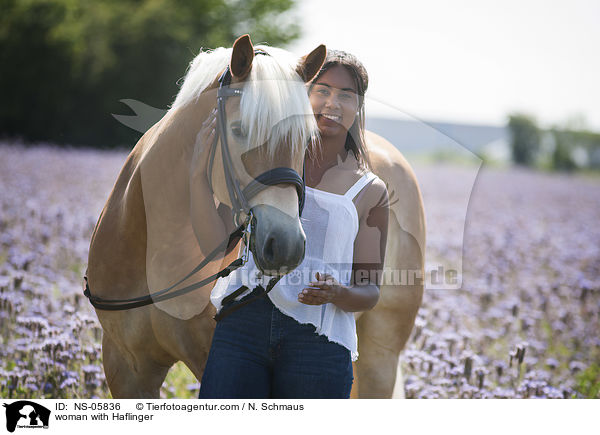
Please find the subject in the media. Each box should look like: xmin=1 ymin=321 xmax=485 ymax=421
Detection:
xmin=1 ymin=143 xmax=599 ymax=399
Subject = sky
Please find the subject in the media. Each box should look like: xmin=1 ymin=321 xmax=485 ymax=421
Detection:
xmin=287 ymin=0 xmax=600 ymax=130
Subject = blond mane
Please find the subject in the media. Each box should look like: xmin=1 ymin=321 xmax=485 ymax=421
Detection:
xmin=171 ymin=45 xmax=319 ymax=160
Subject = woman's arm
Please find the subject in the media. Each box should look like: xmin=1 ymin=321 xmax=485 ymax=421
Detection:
xmin=298 ymin=178 xmax=390 ymax=312
xmin=189 ymin=109 xmax=230 ymax=258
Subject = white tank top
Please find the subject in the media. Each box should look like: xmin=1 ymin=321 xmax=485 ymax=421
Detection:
xmin=210 ymin=171 xmax=380 ymax=361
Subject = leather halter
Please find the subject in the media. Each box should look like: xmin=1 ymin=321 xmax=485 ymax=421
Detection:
xmin=207 ymin=49 xmax=306 ymax=227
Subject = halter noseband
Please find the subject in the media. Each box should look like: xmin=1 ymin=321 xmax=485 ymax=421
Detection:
xmin=206 ymin=49 xmax=306 ymax=227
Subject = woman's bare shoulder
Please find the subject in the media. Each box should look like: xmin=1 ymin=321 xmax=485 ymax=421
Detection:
xmin=354 ymin=173 xmax=388 ymax=219
xmin=366 ymin=175 xmax=389 ymax=205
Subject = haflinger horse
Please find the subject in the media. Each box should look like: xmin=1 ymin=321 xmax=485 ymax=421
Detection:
xmin=355 ymin=131 xmax=425 ymax=398
xmin=86 ymin=34 xmax=425 ymax=398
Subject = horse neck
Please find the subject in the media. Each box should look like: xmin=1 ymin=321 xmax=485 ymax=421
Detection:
xmin=154 ymin=94 xmax=214 ymax=163
xmin=133 ymin=91 xmax=216 ymax=225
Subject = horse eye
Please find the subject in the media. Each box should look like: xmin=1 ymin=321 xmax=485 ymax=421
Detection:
xmin=231 ymin=122 xmax=247 ymax=138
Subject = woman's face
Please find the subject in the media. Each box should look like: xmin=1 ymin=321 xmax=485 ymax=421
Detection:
xmin=309 ymin=65 xmax=360 ymax=138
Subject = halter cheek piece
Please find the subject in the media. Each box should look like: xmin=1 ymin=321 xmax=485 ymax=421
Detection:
xmin=83 ymin=49 xmax=304 ymax=317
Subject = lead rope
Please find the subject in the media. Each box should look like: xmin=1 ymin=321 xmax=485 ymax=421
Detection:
xmin=213 ymin=275 xmax=282 ymax=322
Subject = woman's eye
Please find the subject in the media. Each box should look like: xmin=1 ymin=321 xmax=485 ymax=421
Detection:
xmin=317 ymin=88 xmax=329 ymax=96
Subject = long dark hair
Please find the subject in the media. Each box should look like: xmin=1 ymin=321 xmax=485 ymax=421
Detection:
xmin=309 ymin=49 xmax=372 ymax=171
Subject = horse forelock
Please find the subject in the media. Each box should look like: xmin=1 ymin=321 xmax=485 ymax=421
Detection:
xmin=171 ymin=45 xmax=320 ymax=164
xmin=171 ymin=47 xmax=231 ymax=110
xmin=239 ymin=46 xmax=319 ymax=163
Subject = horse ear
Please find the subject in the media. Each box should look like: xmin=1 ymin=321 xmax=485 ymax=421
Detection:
xmin=297 ymin=44 xmax=327 ymax=83
xmin=230 ymin=34 xmax=254 ymax=79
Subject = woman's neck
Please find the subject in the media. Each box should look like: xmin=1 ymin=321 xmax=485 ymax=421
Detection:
xmin=308 ymin=134 xmax=347 ymax=169
xmin=305 ymin=134 xmax=359 ymax=188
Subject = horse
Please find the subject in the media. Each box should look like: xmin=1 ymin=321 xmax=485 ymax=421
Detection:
xmin=353 ymin=130 xmax=425 ymax=398
xmin=86 ymin=34 xmax=327 ymax=397
xmin=86 ymin=35 xmax=425 ymax=398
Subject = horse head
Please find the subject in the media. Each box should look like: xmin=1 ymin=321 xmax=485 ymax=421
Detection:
xmin=195 ymin=35 xmax=326 ymax=276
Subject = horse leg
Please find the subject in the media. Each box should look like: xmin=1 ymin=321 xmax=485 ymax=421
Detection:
xmin=356 ymin=303 xmax=419 ymax=398
xmin=354 ymin=328 xmax=399 ymax=398
xmin=354 ymin=332 xmax=406 ymax=399
xmin=102 ymin=333 xmax=172 ymax=398
xmin=350 ymin=362 xmax=359 ymax=398
xmin=392 ymin=360 xmax=405 ymax=398
xmin=146 ymin=305 xmax=217 ymax=388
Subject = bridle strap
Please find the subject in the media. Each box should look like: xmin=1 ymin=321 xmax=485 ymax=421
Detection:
xmin=83 ymin=218 xmax=249 ymax=310
xmin=213 ymin=275 xmax=282 ymax=322
xmin=242 ymin=167 xmax=305 ymax=215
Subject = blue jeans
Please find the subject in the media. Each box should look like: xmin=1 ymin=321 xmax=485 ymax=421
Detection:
xmin=199 ymin=295 xmax=354 ymax=399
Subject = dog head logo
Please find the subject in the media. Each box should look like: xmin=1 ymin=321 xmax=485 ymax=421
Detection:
xmin=3 ymin=401 xmax=50 ymax=432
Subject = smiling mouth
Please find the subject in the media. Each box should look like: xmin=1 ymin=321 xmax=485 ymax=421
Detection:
xmin=319 ymin=114 xmax=341 ymax=122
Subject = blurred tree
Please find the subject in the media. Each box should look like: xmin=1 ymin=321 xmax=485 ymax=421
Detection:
xmin=550 ymin=129 xmax=577 ymax=171
xmin=550 ymin=127 xmax=600 ymax=171
xmin=0 ymin=0 xmax=300 ymax=147
xmin=508 ymin=113 xmax=540 ymax=166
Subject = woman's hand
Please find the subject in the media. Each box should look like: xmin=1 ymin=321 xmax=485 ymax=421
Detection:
xmin=298 ymin=272 xmax=345 ymax=305
xmin=190 ymin=108 xmax=217 ymax=181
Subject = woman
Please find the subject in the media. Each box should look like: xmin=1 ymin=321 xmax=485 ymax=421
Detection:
xmin=195 ymin=50 xmax=389 ymax=399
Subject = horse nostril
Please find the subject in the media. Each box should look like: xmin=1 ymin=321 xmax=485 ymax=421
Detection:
xmin=264 ymin=236 xmax=276 ymax=263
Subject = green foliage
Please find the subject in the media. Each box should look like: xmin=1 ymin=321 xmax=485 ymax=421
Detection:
xmin=508 ymin=113 xmax=540 ymax=166
xmin=507 ymin=112 xmax=600 ymax=172
xmin=0 ymin=0 xmax=300 ymax=147
xmin=550 ymin=129 xmax=577 ymax=171
xmin=160 ymin=361 xmax=198 ymax=398
xmin=575 ymin=364 xmax=600 ymax=399
xmin=550 ymin=128 xmax=600 ymax=171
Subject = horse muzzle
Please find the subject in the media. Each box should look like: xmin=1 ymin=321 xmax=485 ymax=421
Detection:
xmin=249 ymin=204 xmax=306 ymax=276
